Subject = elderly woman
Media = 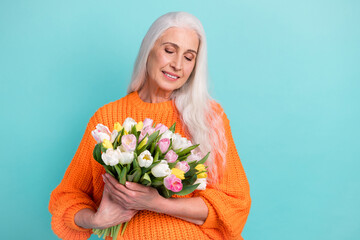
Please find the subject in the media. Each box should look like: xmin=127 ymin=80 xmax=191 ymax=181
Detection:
xmin=49 ymin=12 xmax=251 ymax=240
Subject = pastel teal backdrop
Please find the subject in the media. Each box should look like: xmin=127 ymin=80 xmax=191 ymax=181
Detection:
xmin=0 ymin=0 xmax=359 ymax=239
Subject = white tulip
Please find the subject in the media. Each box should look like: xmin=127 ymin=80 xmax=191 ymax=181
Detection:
xmin=117 ymin=148 xmax=134 ymax=165
xmin=122 ymin=117 xmax=137 ymax=132
xmin=194 ymin=178 xmax=207 ymax=190
xmin=151 ymin=160 xmax=171 ymax=177
xmin=172 ymin=133 xmax=192 ymax=150
xmin=160 ymin=130 xmax=174 ymax=141
xmin=137 ymin=150 xmax=153 ymax=168
xmin=101 ymin=148 xmax=120 ymax=166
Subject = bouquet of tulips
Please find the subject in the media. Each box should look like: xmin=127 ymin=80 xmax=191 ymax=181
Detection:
xmin=91 ymin=117 xmax=209 ymax=239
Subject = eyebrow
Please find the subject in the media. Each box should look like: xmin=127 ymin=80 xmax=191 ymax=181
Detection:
xmin=161 ymin=42 xmax=198 ymax=54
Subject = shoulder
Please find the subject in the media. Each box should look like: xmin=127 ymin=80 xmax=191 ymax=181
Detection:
xmin=209 ymin=100 xmax=230 ymax=124
xmin=88 ymin=93 xmax=135 ymax=126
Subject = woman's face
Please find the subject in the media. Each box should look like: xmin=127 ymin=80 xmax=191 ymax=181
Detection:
xmin=146 ymin=27 xmax=199 ymax=94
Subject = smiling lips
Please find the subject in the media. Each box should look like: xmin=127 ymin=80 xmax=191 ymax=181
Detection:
xmin=162 ymin=71 xmax=180 ymax=81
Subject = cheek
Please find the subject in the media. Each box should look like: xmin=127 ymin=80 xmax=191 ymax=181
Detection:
xmin=184 ymin=63 xmax=196 ymax=77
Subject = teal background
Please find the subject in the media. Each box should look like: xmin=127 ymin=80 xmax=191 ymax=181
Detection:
xmin=0 ymin=0 xmax=359 ymax=239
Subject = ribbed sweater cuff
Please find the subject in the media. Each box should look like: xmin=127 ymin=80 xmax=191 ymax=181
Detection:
xmin=63 ymin=204 xmax=96 ymax=232
xmin=199 ymin=195 xmax=219 ymax=229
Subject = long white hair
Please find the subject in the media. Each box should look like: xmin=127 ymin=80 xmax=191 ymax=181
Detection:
xmin=127 ymin=12 xmax=227 ymax=185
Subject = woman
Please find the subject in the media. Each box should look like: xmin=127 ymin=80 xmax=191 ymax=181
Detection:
xmin=49 ymin=12 xmax=251 ymax=240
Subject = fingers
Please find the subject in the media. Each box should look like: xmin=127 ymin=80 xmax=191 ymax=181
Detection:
xmin=125 ymin=181 xmax=149 ymax=193
xmin=103 ymin=174 xmax=132 ymax=195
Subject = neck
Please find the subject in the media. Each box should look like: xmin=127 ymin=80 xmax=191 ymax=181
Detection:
xmin=138 ymin=80 xmax=172 ymax=103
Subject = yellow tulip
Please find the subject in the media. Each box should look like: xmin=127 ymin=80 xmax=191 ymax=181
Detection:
xmin=114 ymin=122 xmax=123 ymax=132
xmin=102 ymin=139 xmax=113 ymax=149
xmin=136 ymin=121 xmax=143 ymax=131
xmin=197 ymin=172 xmax=208 ymax=179
xmin=171 ymin=168 xmax=185 ymax=180
xmin=195 ymin=164 xmax=206 ymax=172
xmin=137 ymin=137 xmax=148 ymax=150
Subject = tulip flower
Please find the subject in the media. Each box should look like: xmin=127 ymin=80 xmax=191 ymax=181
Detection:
xmin=102 ymin=139 xmax=113 ymax=149
xmin=114 ymin=122 xmax=123 ymax=132
xmin=155 ymin=123 xmax=168 ymax=135
xmin=171 ymin=133 xmax=192 ymax=150
xmin=137 ymin=150 xmax=153 ymax=168
xmin=157 ymin=138 xmax=170 ymax=154
xmin=171 ymin=168 xmax=185 ymax=180
xmin=91 ymin=124 xmax=112 ymax=143
xmin=120 ymin=134 xmax=136 ymax=152
xmin=101 ymin=148 xmax=120 ymax=166
xmin=175 ymin=161 xmax=190 ymax=173
xmin=164 ymin=150 xmax=178 ymax=163
xmin=151 ymin=160 xmax=171 ymax=177
xmin=194 ymin=178 xmax=207 ymax=190
xmin=117 ymin=148 xmax=134 ymax=165
xmin=122 ymin=117 xmax=137 ymax=132
xmin=143 ymin=118 xmax=153 ymax=129
xmin=164 ymin=174 xmax=183 ymax=192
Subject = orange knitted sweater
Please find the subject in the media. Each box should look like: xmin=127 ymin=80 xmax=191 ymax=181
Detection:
xmin=49 ymin=91 xmax=251 ymax=240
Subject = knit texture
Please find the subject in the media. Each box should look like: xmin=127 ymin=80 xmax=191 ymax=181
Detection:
xmin=48 ymin=91 xmax=251 ymax=240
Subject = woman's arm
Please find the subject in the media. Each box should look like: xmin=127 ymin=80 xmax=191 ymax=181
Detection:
xmin=102 ymin=173 xmax=208 ymax=225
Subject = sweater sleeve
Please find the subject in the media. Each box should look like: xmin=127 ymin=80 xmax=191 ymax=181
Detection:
xmin=195 ymin=106 xmax=251 ymax=240
xmin=48 ymin=115 xmax=99 ymax=240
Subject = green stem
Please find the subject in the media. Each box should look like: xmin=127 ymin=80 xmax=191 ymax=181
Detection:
xmin=113 ymin=223 xmax=122 ymax=239
xmin=121 ymin=221 xmax=129 ymax=236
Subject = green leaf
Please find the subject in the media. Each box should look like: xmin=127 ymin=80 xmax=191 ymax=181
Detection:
xmin=159 ymin=186 xmax=173 ymax=198
xmin=140 ymin=173 xmax=151 ymax=186
xmin=104 ymin=165 xmax=115 ymax=178
xmin=133 ymin=168 xmax=142 ymax=183
xmin=183 ymin=174 xmax=197 ymax=185
xmin=169 ymin=122 xmax=176 ymax=133
xmin=148 ymin=130 xmax=160 ymax=144
xmin=178 ymin=144 xmax=199 ymax=157
xmin=93 ymin=143 xmax=105 ymax=165
xmin=175 ymin=183 xmax=200 ymax=196
xmin=197 ymin=152 xmax=210 ymax=165
xmin=132 ymin=153 xmax=139 ymax=169
xmin=114 ymin=165 xmax=122 ymax=179
xmin=178 ymin=152 xmax=191 ymax=161
xmin=184 ymin=168 xmax=197 ymax=178
xmin=168 ymin=160 xmax=178 ymax=169
xmin=153 ymin=147 xmax=160 ymax=162
xmin=127 ymin=172 xmax=135 ymax=182
xmin=130 ymin=124 xmax=137 ymax=135
xmin=142 ymin=172 xmax=151 ymax=182
xmin=100 ymin=145 xmax=108 ymax=154
xmin=119 ymin=167 xmax=127 ymax=185
xmin=150 ymin=142 xmax=156 ymax=154
xmin=151 ymin=178 xmax=164 ymax=187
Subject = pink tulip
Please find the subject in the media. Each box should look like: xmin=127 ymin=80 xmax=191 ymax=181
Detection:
xmin=155 ymin=123 xmax=168 ymax=135
xmin=139 ymin=126 xmax=155 ymax=142
xmin=157 ymin=138 xmax=170 ymax=154
xmin=143 ymin=118 xmax=154 ymax=128
xmin=164 ymin=150 xmax=178 ymax=163
xmin=91 ymin=124 xmax=112 ymax=143
xmin=175 ymin=161 xmax=190 ymax=173
xmin=120 ymin=134 xmax=136 ymax=152
xmin=164 ymin=174 xmax=183 ymax=192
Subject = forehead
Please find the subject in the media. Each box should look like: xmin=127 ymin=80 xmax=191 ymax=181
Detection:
xmin=157 ymin=27 xmax=199 ymax=51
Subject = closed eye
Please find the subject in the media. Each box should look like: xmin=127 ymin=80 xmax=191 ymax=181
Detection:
xmin=165 ymin=49 xmax=174 ymax=54
xmin=185 ymin=56 xmax=192 ymax=61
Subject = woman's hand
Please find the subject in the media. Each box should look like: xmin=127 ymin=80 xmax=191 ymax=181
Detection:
xmin=91 ymin=186 xmax=138 ymax=229
xmin=102 ymin=173 xmax=164 ymax=212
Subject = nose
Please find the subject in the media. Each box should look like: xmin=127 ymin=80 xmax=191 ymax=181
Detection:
xmin=170 ymin=55 xmax=183 ymax=71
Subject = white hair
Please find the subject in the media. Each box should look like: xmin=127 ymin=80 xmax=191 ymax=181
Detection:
xmin=127 ymin=12 xmax=227 ymax=185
